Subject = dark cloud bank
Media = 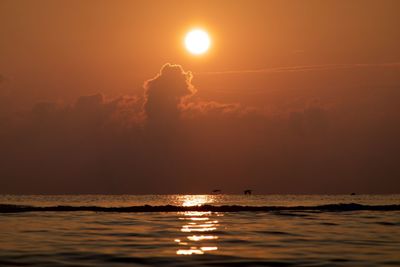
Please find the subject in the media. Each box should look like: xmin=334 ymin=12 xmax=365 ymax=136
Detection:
xmin=0 ymin=64 xmax=399 ymax=194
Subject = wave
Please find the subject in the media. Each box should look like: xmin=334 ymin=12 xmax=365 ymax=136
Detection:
xmin=0 ymin=203 xmax=399 ymax=213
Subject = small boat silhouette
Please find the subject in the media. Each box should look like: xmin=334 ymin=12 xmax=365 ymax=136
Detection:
xmin=244 ymin=189 xmax=252 ymax=195
xmin=212 ymin=189 xmax=222 ymax=194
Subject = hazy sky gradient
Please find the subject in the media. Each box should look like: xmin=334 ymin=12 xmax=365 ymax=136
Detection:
xmin=0 ymin=0 xmax=399 ymax=193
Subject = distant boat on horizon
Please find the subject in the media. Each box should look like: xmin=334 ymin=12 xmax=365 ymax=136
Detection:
xmin=244 ymin=189 xmax=252 ymax=195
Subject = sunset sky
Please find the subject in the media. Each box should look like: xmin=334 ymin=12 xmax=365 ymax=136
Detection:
xmin=1 ymin=0 xmax=399 ymax=194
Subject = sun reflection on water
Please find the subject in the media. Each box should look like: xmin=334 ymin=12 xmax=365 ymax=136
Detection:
xmin=174 ymin=195 xmax=222 ymax=255
xmin=179 ymin=195 xmax=215 ymax=207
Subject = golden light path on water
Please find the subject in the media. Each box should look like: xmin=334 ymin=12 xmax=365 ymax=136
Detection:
xmin=174 ymin=195 xmax=222 ymax=255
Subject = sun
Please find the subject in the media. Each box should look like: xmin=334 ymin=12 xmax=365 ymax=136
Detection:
xmin=184 ymin=29 xmax=211 ymax=55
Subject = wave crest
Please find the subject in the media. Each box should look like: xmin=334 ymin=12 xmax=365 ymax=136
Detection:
xmin=1 ymin=203 xmax=399 ymax=213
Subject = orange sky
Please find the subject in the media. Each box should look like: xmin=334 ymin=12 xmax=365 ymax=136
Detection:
xmin=0 ymin=0 xmax=400 ymax=194
xmin=1 ymin=0 xmax=399 ymax=106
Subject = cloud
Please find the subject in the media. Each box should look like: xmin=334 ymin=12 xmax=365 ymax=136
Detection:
xmin=142 ymin=63 xmax=250 ymax=122
xmin=0 ymin=63 xmax=399 ymax=194
xmin=143 ymin=63 xmax=195 ymax=126
xmin=183 ymin=101 xmax=250 ymax=120
xmin=196 ymin=62 xmax=400 ymax=76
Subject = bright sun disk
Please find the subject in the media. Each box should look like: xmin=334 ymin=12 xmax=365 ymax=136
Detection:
xmin=184 ymin=29 xmax=210 ymax=55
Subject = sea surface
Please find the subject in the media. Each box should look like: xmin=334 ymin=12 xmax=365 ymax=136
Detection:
xmin=0 ymin=194 xmax=399 ymax=266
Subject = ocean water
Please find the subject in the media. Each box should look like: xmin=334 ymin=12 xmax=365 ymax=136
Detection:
xmin=0 ymin=195 xmax=399 ymax=266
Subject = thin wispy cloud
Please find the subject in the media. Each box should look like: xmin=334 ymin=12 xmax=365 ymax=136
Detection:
xmin=195 ymin=62 xmax=400 ymax=75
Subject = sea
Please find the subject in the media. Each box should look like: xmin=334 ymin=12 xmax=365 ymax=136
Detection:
xmin=0 ymin=194 xmax=399 ymax=266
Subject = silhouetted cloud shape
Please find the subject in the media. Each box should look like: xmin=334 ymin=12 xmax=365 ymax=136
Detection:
xmin=144 ymin=63 xmax=195 ymax=127
xmin=0 ymin=64 xmax=399 ymax=194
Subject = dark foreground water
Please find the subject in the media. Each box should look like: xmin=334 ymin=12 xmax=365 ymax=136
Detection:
xmin=0 ymin=195 xmax=399 ymax=266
